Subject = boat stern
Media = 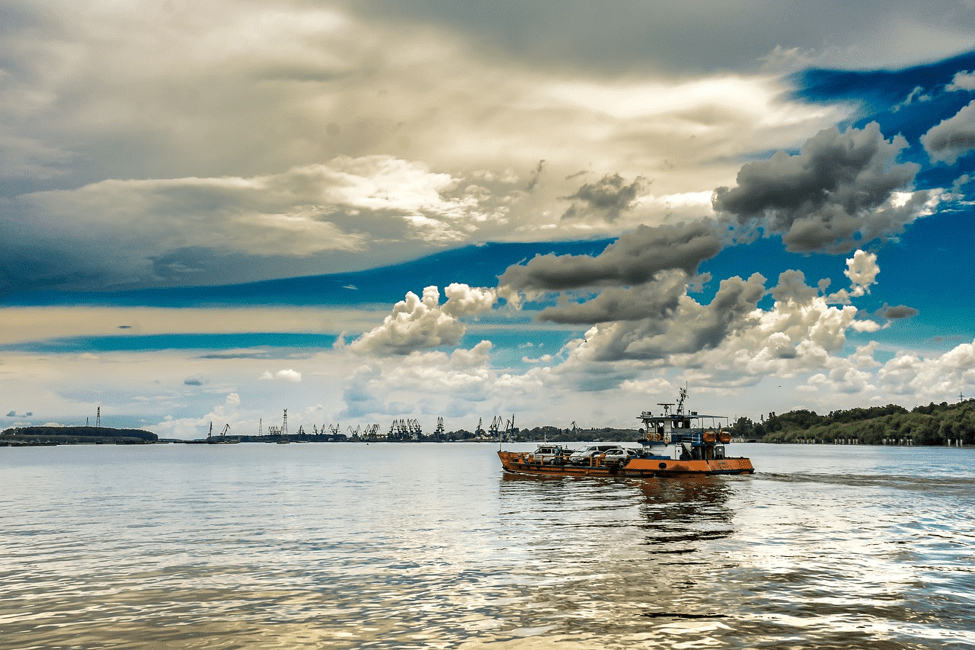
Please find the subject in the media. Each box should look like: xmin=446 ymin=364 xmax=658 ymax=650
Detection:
xmin=707 ymin=457 xmax=754 ymax=474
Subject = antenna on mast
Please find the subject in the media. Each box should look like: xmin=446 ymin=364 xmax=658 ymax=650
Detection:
xmin=676 ymin=386 xmax=687 ymax=415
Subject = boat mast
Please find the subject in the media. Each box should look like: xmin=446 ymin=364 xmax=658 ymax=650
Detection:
xmin=676 ymin=386 xmax=687 ymax=415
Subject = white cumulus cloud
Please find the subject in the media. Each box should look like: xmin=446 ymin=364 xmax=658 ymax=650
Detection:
xmin=947 ymin=71 xmax=975 ymax=92
xmin=845 ymin=250 xmax=880 ymax=290
xmin=260 ymin=369 xmax=302 ymax=382
xmin=441 ymin=283 xmax=498 ymax=317
xmin=877 ymin=339 xmax=975 ymax=400
xmin=351 ymin=284 xmax=494 ymax=356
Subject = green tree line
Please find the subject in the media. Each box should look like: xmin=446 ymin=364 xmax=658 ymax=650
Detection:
xmin=728 ymin=399 xmax=975 ymax=445
xmin=0 ymin=426 xmax=158 ymax=445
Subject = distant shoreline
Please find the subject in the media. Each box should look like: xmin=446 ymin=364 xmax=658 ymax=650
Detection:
xmin=2 ymin=425 xmax=970 ymax=448
xmin=0 ymin=426 xmax=157 ymax=446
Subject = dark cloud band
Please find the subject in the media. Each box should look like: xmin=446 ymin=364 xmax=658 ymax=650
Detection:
xmin=498 ymin=221 xmax=722 ymax=292
xmin=713 ymin=122 xmax=921 ymax=252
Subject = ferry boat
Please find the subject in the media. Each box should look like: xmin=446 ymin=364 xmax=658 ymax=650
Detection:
xmin=498 ymin=389 xmax=754 ymax=477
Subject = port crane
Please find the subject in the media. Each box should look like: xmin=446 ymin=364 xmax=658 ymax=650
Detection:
xmin=206 ymin=422 xmax=231 ymax=442
xmin=488 ymin=415 xmax=503 ymax=438
xmin=388 ymin=418 xmax=422 ymax=440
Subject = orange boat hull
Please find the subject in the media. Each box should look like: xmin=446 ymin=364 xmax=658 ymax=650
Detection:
xmin=498 ymin=451 xmax=754 ymax=477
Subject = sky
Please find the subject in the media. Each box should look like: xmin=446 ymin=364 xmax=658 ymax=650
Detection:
xmin=2 ymin=0 xmax=975 ymax=439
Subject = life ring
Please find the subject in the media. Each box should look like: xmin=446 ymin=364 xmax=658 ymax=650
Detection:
xmin=653 ymin=432 xmax=662 ymax=442
xmin=718 ymin=430 xmax=731 ymax=444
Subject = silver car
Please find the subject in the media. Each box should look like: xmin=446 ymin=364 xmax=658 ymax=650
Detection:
xmin=567 ymin=444 xmax=624 ymax=464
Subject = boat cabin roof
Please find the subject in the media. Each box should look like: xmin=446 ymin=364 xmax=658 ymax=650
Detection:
xmin=637 ymin=389 xmax=728 ymax=430
xmin=638 ymin=411 xmax=722 ymax=421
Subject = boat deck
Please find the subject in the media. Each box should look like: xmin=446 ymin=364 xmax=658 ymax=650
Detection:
xmin=498 ymin=450 xmax=754 ymax=477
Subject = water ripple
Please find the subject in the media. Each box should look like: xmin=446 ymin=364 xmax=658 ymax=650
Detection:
xmin=1 ymin=444 xmax=974 ymax=648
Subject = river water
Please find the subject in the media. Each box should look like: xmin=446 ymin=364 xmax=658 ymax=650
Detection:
xmin=1 ymin=442 xmax=973 ymax=649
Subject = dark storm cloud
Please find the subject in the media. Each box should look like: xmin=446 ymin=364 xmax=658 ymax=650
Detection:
xmin=0 ymin=228 xmax=133 ymax=291
xmin=537 ymin=274 xmax=686 ymax=325
xmin=712 ymin=122 xmax=921 ymax=252
xmin=881 ymin=304 xmax=919 ymax=319
xmin=770 ymin=269 xmax=818 ymax=304
xmin=150 ymin=249 xmax=220 ymax=282
xmin=347 ymin=0 xmax=975 ymax=75
xmin=921 ymin=100 xmax=975 ymax=164
xmin=497 ymin=221 xmax=722 ymax=293
xmin=555 ymin=361 xmax=644 ymax=393
xmin=561 ymin=173 xmax=645 ymax=222
xmin=587 ymin=273 xmax=767 ymax=361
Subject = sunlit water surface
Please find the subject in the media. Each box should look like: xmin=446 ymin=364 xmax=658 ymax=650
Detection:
xmin=2 ymin=443 xmax=974 ymax=649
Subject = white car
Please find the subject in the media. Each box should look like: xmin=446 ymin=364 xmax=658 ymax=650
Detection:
xmin=601 ymin=447 xmax=638 ymax=463
xmin=528 ymin=445 xmax=568 ymax=464
xmin=567 ymin=444 xmax=624 ymax=464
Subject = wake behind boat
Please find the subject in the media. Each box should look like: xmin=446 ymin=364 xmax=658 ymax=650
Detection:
xmin=498 ymin=388 xmax=755 ymax=477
